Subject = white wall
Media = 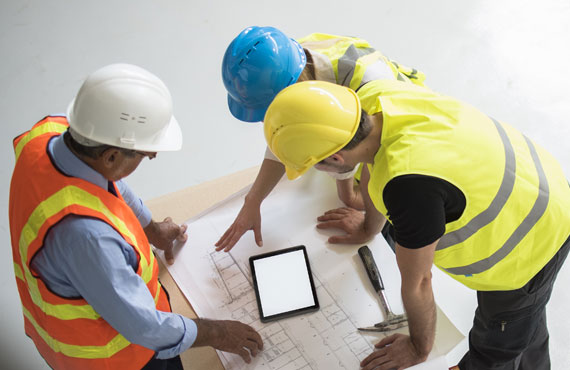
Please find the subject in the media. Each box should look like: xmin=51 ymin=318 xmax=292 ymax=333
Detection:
xmin=1 ymin=0 xmax=569 ymax=368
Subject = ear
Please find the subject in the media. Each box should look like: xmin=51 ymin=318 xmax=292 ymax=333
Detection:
xmin=100 ymin=148 xmax=121 ymax=169
xmin=327 ymin=152 xmax=347 ymax=165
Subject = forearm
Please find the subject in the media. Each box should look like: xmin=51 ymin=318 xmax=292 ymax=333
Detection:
xmin=336 ymin=178 xmax=365 ymax=210
xmin=245 ymin=158 xmax=285 ymax=206
xmin=400 ymin=270 xmax=436 ymax=358
xmin=361 ymin=165 xmax=386 ymax=235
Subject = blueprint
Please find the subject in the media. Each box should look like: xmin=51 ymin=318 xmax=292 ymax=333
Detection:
xmin=161 ymin=169 xmax=464 ymax=369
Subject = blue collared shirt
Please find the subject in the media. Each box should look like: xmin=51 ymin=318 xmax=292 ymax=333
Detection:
xmin=31 ymin=133 xmax=197 ymax=359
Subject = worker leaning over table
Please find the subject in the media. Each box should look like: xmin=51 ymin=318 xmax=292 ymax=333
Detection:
xmin=9 ymin=64 xmax=262 ymax=370
xmin=262 ymin=80 xmax=570 ymax=370
xmin=216 ymin=26 xmax=425 ymax=252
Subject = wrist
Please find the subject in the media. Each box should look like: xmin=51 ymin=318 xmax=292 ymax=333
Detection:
xmin=193 ymin=319 xmax=222 ymax=348
xmin=244 ymin=193 xmax=263 ymax=208
xmin=144 ymin=220 xmax=160 ymax=242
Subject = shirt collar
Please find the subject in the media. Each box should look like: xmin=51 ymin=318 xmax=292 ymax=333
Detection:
xmin=48 ymin=133 xmax=109 ymax=191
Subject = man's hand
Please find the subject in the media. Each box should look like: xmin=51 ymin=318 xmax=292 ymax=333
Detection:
xmin=316 ymin=207 xmax=374 ymax=244
xmin=360 ymin=333 xmax=426 ymax=370
xmin=144 ymin=217 xmax=188 ymax=264
xmin=216 ymin=202 xmax=262 ymax=252
xmin=194 ymin=319 xmax=263 ymax=363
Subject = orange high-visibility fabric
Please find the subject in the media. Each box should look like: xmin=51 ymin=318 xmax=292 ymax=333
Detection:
xmin=9 ymin=116 xmax=171 ymax=369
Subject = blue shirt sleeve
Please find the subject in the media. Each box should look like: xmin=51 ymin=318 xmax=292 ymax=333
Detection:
xmin=32 ymin=216 xmax=197 ymax=359
xmin=116 ymin=180 xmax=152 ymax=228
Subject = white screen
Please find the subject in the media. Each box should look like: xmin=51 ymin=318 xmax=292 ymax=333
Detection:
xmin=253 ymin=249 xmax=316 ymax=317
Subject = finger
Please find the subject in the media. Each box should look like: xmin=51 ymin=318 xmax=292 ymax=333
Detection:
xmin=317 ymin=213 xmax=345 ymax=221
xmin=178 ymin=232 xmax=188 ymax=243
xmin=360 ymin=349 xmax=388 ymax=369
xmin=223 ymin=230 xmax=245 ymax=252
xmin=215 ymin=227 xmax=233 ymax=249
xmin=237 ymin=348 xmax=251 ymax=364
xmin=248 ymin=330 xmax=264 ymax=350
xmin=177 ymin=224 xmax=188 ymax=242
xmin=164 ymin=245 xmax=174 ymax=265
xmin=217 ymin=229 xmax=236 ymax=251
xmin=253 ymin=225 xmax=263 ymax=247
xmin=243 ymin=338 xmax=261 ymax=357
xmin=323 ymin=207 xmax=353 ymax=215
xmin=316 ymin=220 xmax=343 ymax=229
xmin=328 ymin=235 xmax=353 ymax=244
xmin=364 ymin=359 xmax=397 ymax=370
xmin=376 ymin=334 xmax=398 ymax=348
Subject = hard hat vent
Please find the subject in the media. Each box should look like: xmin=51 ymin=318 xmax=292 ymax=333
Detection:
xmin=119 ymin=112 xmax=147 ymax=124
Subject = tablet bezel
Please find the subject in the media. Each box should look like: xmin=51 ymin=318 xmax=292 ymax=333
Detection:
xmin=249 ymin=245 xmax=319 ymax=322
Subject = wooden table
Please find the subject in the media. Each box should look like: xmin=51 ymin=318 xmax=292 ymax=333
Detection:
xmin=146 ymin=166 xmax=259 ymax=370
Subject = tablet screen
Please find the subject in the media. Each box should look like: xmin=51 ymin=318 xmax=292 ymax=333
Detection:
xmin=250 ymin=246 xmax=319 ymax=322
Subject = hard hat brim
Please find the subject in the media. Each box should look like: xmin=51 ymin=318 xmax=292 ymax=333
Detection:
xmin=285 ymin=165 xmax=306 ymax=180
xmin=144 ymin=114 xmax=183 ymax=152
xmin=227 ymin=94 xmax=266 ymax=123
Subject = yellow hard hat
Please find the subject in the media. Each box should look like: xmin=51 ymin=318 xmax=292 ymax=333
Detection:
xmin=264 ymin=81 xmax=361 ymax=180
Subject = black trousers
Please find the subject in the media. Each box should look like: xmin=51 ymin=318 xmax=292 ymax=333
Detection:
xmin=142 ymin=355 xmax=183 ymax=370
xmin=458 ymin=235 xmax=570 ymax=369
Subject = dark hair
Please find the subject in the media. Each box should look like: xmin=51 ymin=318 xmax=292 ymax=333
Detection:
xmin=341 ymin=110 xmax=372 ymax=151
xmin=64 ymin=131 xmax=135 ymax=160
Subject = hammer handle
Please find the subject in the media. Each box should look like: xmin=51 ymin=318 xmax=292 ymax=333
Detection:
xmin=358 ymin=245 xmax=384 ymax=292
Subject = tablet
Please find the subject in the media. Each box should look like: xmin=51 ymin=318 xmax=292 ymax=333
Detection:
xmin=249 ymin=245 xmax=319 ymax=322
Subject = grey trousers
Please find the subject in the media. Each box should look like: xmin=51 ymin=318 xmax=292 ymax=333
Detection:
xmin=458 ymin=235 xmax=570 ymax=370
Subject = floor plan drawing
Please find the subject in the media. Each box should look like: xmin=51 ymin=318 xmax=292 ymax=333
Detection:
xmin=162 ymin=170 xmax=464 ymax=369
xmin=207 ymin=248 xmax=375 ymax=369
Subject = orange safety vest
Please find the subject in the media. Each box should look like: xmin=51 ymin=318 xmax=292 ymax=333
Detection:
xmin=9 ymin=116 xmax=171 ymax=370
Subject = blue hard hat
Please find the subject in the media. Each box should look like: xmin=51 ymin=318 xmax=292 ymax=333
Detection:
xmin=222 ymin=26 xmax=307 ymax=122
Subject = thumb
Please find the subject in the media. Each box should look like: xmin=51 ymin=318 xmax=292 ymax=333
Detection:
xmin=253 ymin=225 xmax=263 ymax=247
xmin=376 ymin=334 xmax=398 ymax=348
xmin=328 ymin=234 xmax=352 ymax=244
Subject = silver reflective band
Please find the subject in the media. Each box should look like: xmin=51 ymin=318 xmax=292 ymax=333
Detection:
xmin=337 ymin=45 xmax=376 ymax=87
xmin=442 ymin=126 xmax=550 ymax=276
xmin=438 ymin=118 xmax=516 ymax=251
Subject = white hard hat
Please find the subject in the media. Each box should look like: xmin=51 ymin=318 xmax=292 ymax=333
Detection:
xmin=67 ymin=63 xmax=182 ymax=151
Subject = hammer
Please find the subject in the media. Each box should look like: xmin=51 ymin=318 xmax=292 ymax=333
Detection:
xmin=357 ymin=245 xmax=408 ymax=332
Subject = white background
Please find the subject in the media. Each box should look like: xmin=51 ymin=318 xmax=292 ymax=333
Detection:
xmin=1 ymin=0 xmax=569 ymax=368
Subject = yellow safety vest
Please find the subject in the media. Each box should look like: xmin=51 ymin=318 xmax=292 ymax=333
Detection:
xmin=297 ymin=33 xmax=426 ymax=91
xmin=360 ymin=80 xmax=570 ymax=291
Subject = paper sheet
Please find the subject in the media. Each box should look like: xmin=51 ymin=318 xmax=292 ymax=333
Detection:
xmin=161 ymin=169 xmax=464 ymax=370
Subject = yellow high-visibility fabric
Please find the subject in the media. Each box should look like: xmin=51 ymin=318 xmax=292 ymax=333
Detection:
xmin=18 ymin=185 xmax=151 ymax=321
xmin=297 ymin=33 xmax=427 ymax=90
xmin=360 ymin=79 xmax=570 ymax=290
xmin=14 ymin=120 xmax=68 ymax=161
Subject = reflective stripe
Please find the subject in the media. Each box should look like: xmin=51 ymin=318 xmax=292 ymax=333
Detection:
xmin=19 ymin=186 xmax=148 ymax=320
xmin=23 ymin=306 xmax=130 ymax=359
xmin=153 ymin=282 xmax=162 ymax=304
xmin=141 ymin=252 xmax=154 ymax=284
xmin=14 ymin=262 xmax=24 ymax=281
xmin=438 ymin=118 xmax=516 ymax=250
xmin=337 ymin=45 xmax=375 ymax=87
xmin=443 ymin=134 xmax=550 ymax=276
xmin=360 ymin=59 xmax=397 ymax=87
xmin=14 ymin=121 xmax=68 ymax=161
